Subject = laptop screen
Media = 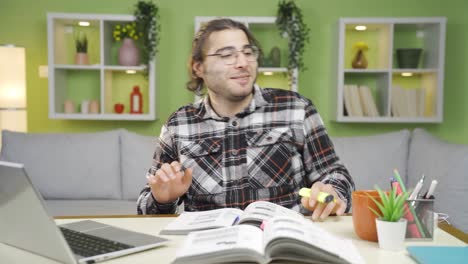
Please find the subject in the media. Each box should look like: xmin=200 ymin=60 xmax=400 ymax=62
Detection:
xmin=0 ymin=161 xmax=77 ymax=263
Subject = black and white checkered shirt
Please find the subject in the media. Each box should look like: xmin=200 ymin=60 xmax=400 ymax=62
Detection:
xmin=137 ymin=85 xmax=354 ymax=214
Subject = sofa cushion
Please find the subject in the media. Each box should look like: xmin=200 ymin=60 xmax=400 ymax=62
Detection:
xmin=0 ymin=130 xmax=121 ymax=200
xmin=332 ymin=129 xmax=410 ymax=191
xmin=408 ymin=128 xmax=468 ymax=232
xmin=120 ymin=130 xmax=158 ymax=200
xmin=45 ymin=200 xmax=137 ymax=216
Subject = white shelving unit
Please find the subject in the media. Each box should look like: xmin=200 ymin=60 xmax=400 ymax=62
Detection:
xmin=332 ymin=17 xmax=446 ymax=123
xmin=47 ymin=13 xmax=156 ymax=120
xmin=194 ymin=16 xmax=298 ymax=92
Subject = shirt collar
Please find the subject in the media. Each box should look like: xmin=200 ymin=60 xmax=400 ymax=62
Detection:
xmin=195 ymin=84 xmax=270 ymax=120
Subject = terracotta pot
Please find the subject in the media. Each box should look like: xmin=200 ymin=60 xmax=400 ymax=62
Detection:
xmin=75 ymin=52 xmax=89 ymax=65
xmin=352 ymin=190 xmax=382 ymax=242
xmin=118 ymin=38 xmax=140 ymax=66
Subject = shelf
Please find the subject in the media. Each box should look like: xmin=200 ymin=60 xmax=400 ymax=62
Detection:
xmin=47 ymin=12 xmax=156 ymax=120
xmin=258 ymin=67 xmax=288 ymax=72
xmin=51 ymin=113 xmax=155 ymax=121
xmin=334 ymin=17 xmax=446 ymax=123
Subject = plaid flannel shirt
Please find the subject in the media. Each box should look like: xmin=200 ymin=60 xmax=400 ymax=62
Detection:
xmin=137 ymin=85 xmax=354 ymax=214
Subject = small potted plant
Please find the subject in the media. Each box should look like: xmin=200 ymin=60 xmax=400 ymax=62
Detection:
xmin=367 ymin=186 xmax=409 ymax=251
xmin=75 ymin=31 xmax=89 ymax=65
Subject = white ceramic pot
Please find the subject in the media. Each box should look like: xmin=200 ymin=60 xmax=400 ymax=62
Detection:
xmin=376 ymin=218 xmax=407 ymax=251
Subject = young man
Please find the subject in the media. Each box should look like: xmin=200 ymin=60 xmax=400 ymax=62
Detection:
xmin=137 ymin=19 xmax=355 ymax=221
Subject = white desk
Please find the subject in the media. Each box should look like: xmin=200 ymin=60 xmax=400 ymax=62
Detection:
xmin=0 ymin=216 xmax=465 ymax=264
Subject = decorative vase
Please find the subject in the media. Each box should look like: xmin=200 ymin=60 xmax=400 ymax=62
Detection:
xmin=376 ymin=218 xmax=407 ymax=251
xmin=63 ymin=100 xmax=75 ymax=114
xmin=351 ymin=49 xmax=368 ymax=69
xmin=75 ymin=52 xmax=89 ymax=65
xmin=89 ymin=100 xmax=99 ymax=114
xmin=119 ymin=38 xmax=140 ymax=66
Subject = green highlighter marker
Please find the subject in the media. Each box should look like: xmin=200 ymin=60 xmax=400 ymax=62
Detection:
xmin=299 ymin=188 xmax=336 ymax=203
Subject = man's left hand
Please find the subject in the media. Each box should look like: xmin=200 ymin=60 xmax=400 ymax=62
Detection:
xmin=301 ymin=181 xmax=347 ymax=221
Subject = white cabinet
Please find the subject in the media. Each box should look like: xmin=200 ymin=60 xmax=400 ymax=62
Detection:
xmin=47 ymin=13 xmax=156 ymax=120
xmin=194 ymin=16 xmax=298 ymax=92
xmin=333 ymin=17 xmax=446 ymax=123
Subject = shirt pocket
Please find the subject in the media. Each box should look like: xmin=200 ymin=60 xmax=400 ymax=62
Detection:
xmin=246 ymin=127 xmax=300 ymax=188
xmin=179 ymin=137 xmax=224 ymax=194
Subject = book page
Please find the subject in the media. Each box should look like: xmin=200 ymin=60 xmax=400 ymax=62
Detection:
xmin=160 ymin=208 xmax=243 ymax=235
xmin=239 ymin=201 xmax=303 ymax=226
xmin=173 ymin=225 xmax=265 ymax=264
xmin=263 ymin=216 xmax=364 ymax=264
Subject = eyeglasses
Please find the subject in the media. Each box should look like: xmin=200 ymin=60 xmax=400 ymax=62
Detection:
xmin=206 ymin=45 xmax=259 ymax=65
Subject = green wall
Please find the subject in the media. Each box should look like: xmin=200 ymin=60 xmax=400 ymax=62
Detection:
xmin=1 ymin=0 xmax=467 ymax=143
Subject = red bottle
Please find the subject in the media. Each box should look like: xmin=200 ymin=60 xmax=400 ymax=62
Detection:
xmin=130 ymin=86 xmax=143 ymax=114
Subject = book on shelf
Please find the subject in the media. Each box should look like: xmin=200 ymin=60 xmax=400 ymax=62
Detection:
xmin=343 ymin=85 xmax=353 ymax=116
xmin=391 ymin=86 xmax=428 ymax=117
xmin=160 ymin=201 xmax=303 ymax=235
xmin=172 ymin=215 xmax=364 ymax=264
xmin=348 ymin=85 xmax=363 ymax=117
xmin=344 ymin=84 xmax=380 ymax=117
xmin=358 ymin=85 xmax=380 ymax=117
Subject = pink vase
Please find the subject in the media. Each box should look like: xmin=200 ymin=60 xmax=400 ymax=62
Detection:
xmin=119 ymin=38 xmax=140 ymax=66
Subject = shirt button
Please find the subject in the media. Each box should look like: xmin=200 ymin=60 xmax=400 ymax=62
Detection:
xmin=266 ymin=136 xmax=273 ymax=141
xmin=231 ymin=120 xmax=238 ymax=127
xmin=232 ymin=149 xmax=239 ymax=155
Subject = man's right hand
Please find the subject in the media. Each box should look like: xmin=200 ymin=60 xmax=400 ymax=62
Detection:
xmin=146 ymin=161 xmax=193 ymax=204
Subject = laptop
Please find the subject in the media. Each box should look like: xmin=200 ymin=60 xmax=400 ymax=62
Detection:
xmin=0 ymin=160 xmax=169 ymax=263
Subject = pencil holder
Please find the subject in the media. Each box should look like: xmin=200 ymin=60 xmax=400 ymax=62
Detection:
xmin=404 ymin=198 xmax=435 ymax=240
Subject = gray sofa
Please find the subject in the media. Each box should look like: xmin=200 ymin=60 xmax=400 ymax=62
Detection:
xmin=1 ymin=128 xmax=467 ymax=232
xmin=0 ymin=129 xmax=156 ymax=216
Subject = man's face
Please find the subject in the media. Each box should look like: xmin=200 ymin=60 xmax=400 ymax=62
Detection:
xmin=194 ymin=29 xmax=258 ymax=102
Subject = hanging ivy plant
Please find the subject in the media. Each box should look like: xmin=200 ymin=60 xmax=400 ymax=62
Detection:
xmin=134 ymin=1 xmax=160 ymax=65
xmin=276 ymin=0 xmax=310 ymax=86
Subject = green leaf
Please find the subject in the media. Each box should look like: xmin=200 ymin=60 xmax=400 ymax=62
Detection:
xmin=368 ymin=185 xmax=410 ymax=222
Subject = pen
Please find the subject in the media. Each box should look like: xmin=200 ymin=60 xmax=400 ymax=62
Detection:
xmin=393 ymin=169 xmax=407 ymax=192
xmin=409 ymin=174 xmax=425 ymax=200
xmin=425 ymin=180 xmax=438 ymax=199
xmin=298 ymin=188 xmax=336 ymax=203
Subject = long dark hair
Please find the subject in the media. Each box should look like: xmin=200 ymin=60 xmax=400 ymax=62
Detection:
xmin=186 ymin=18 xmax=262 ymax=95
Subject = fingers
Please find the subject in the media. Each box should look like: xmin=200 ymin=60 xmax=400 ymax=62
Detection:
xmin=181 ymin=168 xmax=193 ymax=186
xmin=307 ymin=182 xmax=348 ymax=220
xmin=312 ymin=202 xmax=325 ymax=221
xmin=307 ymin=182 xmax=325 ymax=208
xmin=335 ymin=199 xmax=347 ymax=216
xmin=146 ymin=161 xmax=191 ymax=185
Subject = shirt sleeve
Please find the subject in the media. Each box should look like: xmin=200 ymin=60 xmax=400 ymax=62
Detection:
xmin=136 ymin=124 xmax=180 ymax=214
xmin=301 ymin=99 xmax=355 ymax=212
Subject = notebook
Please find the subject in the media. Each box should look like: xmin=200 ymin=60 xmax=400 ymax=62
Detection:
xmin=407 ymin=246 xmax=468 ymax=264
xmin=0 ymin=160 xmax=169 ymax=263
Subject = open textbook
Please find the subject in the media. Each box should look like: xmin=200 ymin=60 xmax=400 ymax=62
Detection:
xmin=160 ymin=201 xmax=303 ymax=235
xmin=172 ymin=216 xmax=364 ymax=264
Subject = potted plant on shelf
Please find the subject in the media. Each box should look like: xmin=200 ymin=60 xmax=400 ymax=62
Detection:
xmin=113 ymin=22 xmax=142 ymax=66
xmin=367 ymin=186 xmax=409 ymax=251
xmin=276 ymin=0 xmax=310 ymax=87
xmin=75 ymin=31 xmax=89 ymax=65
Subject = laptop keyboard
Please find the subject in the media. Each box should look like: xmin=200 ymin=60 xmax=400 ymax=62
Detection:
xmin=60 ymin=227 xmax=133 ymax=257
